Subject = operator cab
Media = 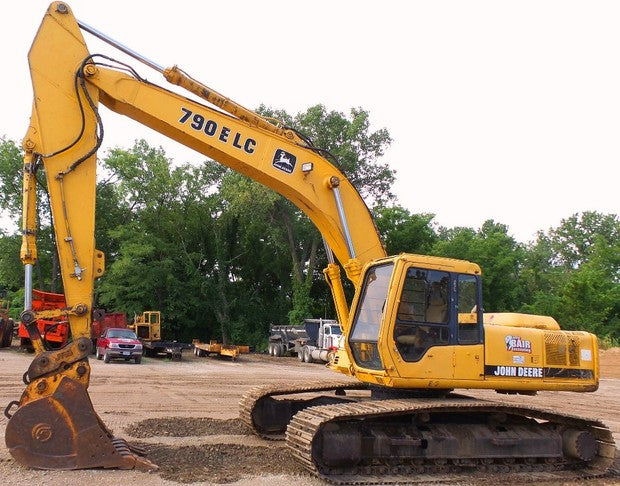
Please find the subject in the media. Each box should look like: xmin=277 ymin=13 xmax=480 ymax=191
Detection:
xmin=347 ymin=256 xmax=483 ymax=371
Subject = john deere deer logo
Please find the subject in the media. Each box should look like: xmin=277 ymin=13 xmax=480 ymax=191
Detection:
xmin=273 ymin=149 xmax=296 ymax=174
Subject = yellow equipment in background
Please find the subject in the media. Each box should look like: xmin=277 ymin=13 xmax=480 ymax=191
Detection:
xmin=127 ymin=311 xmax=187 ymax=360
xmin=128 ymin=311 xmax=162 ymax=343
xmin=6 ymin=2 xmax=615 ymax=481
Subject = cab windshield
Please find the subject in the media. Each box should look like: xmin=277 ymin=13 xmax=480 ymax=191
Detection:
xmin=348 ymin=263 xmax=393 ymax=370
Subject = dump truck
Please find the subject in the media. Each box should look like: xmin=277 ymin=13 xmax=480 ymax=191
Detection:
xmin=295 ymin=318 xmax=341 ymax=363
xmin=268 ymin=323 xmax=308 ymax=357
xmin=269 ymin=318 xmax=341 ymax=363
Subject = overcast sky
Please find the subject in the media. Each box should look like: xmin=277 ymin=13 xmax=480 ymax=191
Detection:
xmin=1 ymin=1 xmax=618 ymax=242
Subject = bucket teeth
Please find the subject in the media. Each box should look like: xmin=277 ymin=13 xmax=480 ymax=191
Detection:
xmin=111 ymin=437 xmax=147 ymax=456
xmin=115 ymin=445 xmax=158 ymax=471
xmin=110 ymin=437 xmax=156 ymax=470
xmin=125 ymin=441 xmax=148 ymax=456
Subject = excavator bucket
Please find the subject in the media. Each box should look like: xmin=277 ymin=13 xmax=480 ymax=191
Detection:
xmin=5 ymin=374 xmax=156 ymax=470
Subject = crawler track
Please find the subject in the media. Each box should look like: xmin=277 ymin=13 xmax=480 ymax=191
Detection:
xmin=240 ymin=382 xmax=616 ymax=484
xmin=286 ymin=397 xmax=616 ymax=484
xmin=239 ymin=380 xmax=366 ymax=439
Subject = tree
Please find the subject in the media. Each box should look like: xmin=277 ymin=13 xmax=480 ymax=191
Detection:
xmin=259 ymin=104 xmax=394 ymax=206
xmin=374 ymin=206 xmax=437 ymax=255
xmin=0 ymin=138 xmax=60 ymax=292
xmin=96 ymin=142 xmax=211 ymax=339
xmin=521 ymin=213 xmax=620 ymax=339
xmin=432 ymin=220 xmax=524 ymax=312
xmin=0 ymin=138 xmax=22 ymax=218
xmin=206 ymin=169 xmax=290 ymax=343
xmin=255 ymin=105 xmax=395 ymax=324
xmin=560 ymin=235 xmax=620 ymax=336
xmin=0 ymin=233 xmax=20 ymax=284
xmin=546 ymin=211 xmax=620 ymax=268
xmin=95 ymin=143 xmax=291 ymax=345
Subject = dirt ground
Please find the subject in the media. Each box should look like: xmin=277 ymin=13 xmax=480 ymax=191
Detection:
xmin=0 ymin=345 xmax=619 ymax=486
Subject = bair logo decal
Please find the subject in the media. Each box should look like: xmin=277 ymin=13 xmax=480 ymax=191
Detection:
xmin=505 ymin=335 xmax=532 ymax=353
xmin=273 ymin=149 xmax=296 ymax=174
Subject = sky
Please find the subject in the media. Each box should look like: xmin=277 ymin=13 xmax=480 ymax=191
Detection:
xmin=1 ymin=0 xmax=618 ymax=243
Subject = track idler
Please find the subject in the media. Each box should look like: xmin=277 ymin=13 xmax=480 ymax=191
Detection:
xmin=4 ymin=338 xmax=156 ymax=471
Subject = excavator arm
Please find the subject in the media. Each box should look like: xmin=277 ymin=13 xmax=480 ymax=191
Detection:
xmin=7 ymin=1 xmax=385 ymax=470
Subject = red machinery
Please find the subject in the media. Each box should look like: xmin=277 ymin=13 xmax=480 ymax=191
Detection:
xmin=18 ymin=290 xmax=68 ymax=350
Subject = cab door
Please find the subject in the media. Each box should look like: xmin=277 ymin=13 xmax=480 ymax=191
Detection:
xmin=452 ymin=274 xmax=484 ymax=380
xmin=389 ymin=267 xmax=454 ymax=379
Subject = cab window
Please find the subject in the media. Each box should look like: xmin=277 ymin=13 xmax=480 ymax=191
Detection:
xmin=457 ymin=274 xmax=481 ymax=344
xmin=394 ymin=268 xmax=450 ymax=362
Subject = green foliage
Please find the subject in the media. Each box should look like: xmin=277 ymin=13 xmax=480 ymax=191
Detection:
xmin=0 ymin=137 xmax=23 ymax=218
xmin=95 ymin=141 xmax=295 ymax=345
xmin=432 ymin=220 xmax=525 ymax=312
xmin=546 ymin=212 xmax=619 ymax=268
xmin=0 ymin=231 xmax=23 ymax=320
xmin=0 ymin=138 xmax=60 ymax=292
xmin=0 ymin=233 xmax=22 ymax=291
xmin=373 ymin=206 xmax=437 ymax=255
xmin=520 ymin=212 xmax=620 ymax=340
xmin=599 ymin=334 xmax=620 ymax=350
xmin=258 ymin=104 xmax=395 ymax=206
xmin=93 ymin=101 xmax=396 ymax=345
xmin=1 ymin=120 xmax=618 ymax=348
xmin=287 ymin=270 xmax=314 ymax=326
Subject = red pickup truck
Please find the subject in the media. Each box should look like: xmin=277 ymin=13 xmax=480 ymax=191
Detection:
xmin=95 ymin=327 xmax=143 ymax=364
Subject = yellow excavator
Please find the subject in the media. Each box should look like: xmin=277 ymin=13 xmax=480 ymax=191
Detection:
xmin=6 ymin=2 xmax=615 ymax=482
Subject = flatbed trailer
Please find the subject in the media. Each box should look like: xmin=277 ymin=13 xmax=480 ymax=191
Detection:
xmin=192 ymin=340 xmax=250 ymax=360
xmin=143 ymin=340 xmax=192 ymax=361
xmin=129 ymin=311 xmax=191 ymax=360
